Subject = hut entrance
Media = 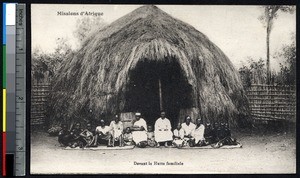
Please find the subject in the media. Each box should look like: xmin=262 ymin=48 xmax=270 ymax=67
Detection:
xmin=124 ymin=58 xmax=193 ymax=128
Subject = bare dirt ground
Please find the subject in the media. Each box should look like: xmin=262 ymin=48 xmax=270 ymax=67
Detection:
xmin=30 ymin=130 xmax=296 ymax=174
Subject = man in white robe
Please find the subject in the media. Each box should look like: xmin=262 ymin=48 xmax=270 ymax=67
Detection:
xmin=181 ymin=116 xmax=196 ymax=146
xmin=95 ymin=119 xmax=113 ymax=147
xmin=154 ymin=111 xmax=173 ymax=147
xmin=192 ymin=118 xmax=205 ymax=146
xmin=131 ymin=113 xmax=148 ymax=147
xmin=109 ymin=114 xmax=124 ymax=147
xmin=173 ymin=123 xmax=185 ymax=147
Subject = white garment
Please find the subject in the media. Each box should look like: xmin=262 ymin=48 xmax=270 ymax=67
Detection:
xmin=133 ymin=118 xmax=148 ymax=131
xmin=173 ymin=139 xmax=184 ymax=146
xmin=192 ymin=124 xmax=205 ymax=143
xmin=109 ymin=121 xmax=123 ymax=138
xmin=154 ymin=118 xmax=173 ymax=142
xmin=173 ymin=128 xmax=185 ymax=146
xmin=132 ymin=118 xmax=147 ymax=143
xmin=173 ymin=128 xmax=184 ymax=139
xmin=95 ymin=126 xmax=111 ymax=135
xmin=181 ymin=122 xmax=196 ymax=136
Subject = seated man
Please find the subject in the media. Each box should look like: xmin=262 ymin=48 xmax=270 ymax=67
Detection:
xmin=95 ymin=119 xmax=113 ymax=147
xmin=147 ymin=125 xmax=157 ymax=147
xmin=80 ymin=123 xmax=97 ymax=147
xmin=181 ymin=116 xmax=196 ymax=146
xmin=109 ymin=114 xmax=124 ymax=147
xmin=224 ymin=122 xmax=231 ymax=137
xmin=69 ymin=122 xmax=84 ymax=148
xmin=131 ymin=113 xmax=148 ymax=148
xmin=154 ymin=111 xmax=173 ymax=147
xmin=191 ymin=118 xmax=205 ymax=147
xmin=204 ymin=122 xmax=215 ymax=145
xmin=213 ymin=122 xmax=221 ymax=142
xmin=212 ymin=122 xmax=239 ymax=148
xmin=172 ymin=123 xmax=185 ymax=147
xmin=123 ymin=127 xmax=134 ymax=146
xmin=221 ymin=122 xmax=238 ymax=145
xmin=58 ymin=123 xmax=71 ymax=147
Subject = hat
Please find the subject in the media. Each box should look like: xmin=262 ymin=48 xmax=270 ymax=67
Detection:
xmin=135 ymin=112 xmax=141 ymax=116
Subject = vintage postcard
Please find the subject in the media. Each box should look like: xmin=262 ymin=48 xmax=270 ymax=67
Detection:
xmin=30 ymin=4 xmax=296 ymax=174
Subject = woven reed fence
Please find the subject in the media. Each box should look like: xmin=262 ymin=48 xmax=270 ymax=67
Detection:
xmin=246 ymin=84 xmax=296 ymax=122
xmin=31 ymin=83 xmax=51 ymax=125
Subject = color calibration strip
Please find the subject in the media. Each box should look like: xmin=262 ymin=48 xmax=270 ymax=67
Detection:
xmin=2 ymin=2 xmax=4 ymax=172
xmin=3 ymin=3 xmax=16 ymax=176
xmin=2 ymin=3 xmax=26 ymax=176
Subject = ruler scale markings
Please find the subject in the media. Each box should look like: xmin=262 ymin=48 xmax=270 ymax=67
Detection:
xmin=15 ymin=4 xmax=26 ymax=176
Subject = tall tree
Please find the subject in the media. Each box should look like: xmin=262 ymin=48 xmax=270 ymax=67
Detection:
xmin=274 ymin=33 xmax=296 ymax=86
xmin=239 ymin=57 xmax=267 ymax=90
xmin=258 ymin=5 xmax=295 ymax=84
xmin=73 ymin=16 xmax=107 ymax=43
xmin=31 ymin=37 xmax=73 ymax=83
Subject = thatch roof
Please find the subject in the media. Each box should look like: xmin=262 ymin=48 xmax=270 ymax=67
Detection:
xmin=49 ymin=5 xmax=250 ymax=127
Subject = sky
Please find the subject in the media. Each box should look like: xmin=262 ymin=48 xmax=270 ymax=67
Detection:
xmin=31 ymin=4 xmax=296 ymax=71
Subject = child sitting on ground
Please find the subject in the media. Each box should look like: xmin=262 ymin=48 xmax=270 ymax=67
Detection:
xmin=147 ymin=125 xmax=157 ymax=147
xmin=123 ymin=127 xmax=134 ymax=146
xmin=172 ymin=123 xmax=185 ymax=147
xmin=80 ymin=123 xmax=97 ymax=147
xmin=69 ymin=122 xmax=84 ymax=148
xmin=58 ymin=124 xmax=71 ymax=147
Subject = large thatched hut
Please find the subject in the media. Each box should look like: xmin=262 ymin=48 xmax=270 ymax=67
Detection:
xmin=48 ymin=5 xmax=249 ymax=128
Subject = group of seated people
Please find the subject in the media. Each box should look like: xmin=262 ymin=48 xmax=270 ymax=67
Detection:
xmin=58 ymin=111 xmax=238 ymax=148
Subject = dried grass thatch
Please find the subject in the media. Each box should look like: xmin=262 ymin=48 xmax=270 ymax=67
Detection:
xmin=48 ymin=5 xmax=250 ymax=128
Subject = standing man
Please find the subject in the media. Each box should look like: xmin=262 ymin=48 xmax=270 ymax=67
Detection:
xmin=109 ymin=114 xmax=124 ymax=147
xmin=95 ymin=119 xmax=113 ymax=147
xmin=131 ymin=113 xmax=148 ymax=147
xmin=181 ymin=116 xmax=196 ymax=146
xmin=154 ymin=111 xmax=173 ymax=147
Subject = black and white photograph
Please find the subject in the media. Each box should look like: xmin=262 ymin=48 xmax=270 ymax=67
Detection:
xmin=30 ymin=4 xmax=296 ymax=174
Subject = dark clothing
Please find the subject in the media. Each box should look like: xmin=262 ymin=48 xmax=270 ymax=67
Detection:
xmin=204 ymin=126 xmax=215 ymax=144
xmin=212 ymin=126 xmax=219 ymax=141
xmin=69 ymin=128 xmax=84 ymax=147
xmin=212 ymin=127 xmax=239 ymax=148
xmin=58 ymin=130 xmax=71 ymax=146
xmin=217 ymin=127 xmax=226 ymax=140
xmin=225 ymin=128 xmax=231 ymax=137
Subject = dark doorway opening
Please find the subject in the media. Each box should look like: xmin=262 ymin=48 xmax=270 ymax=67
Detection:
xmin=124 ymin=58 xmax=193 ymax=129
